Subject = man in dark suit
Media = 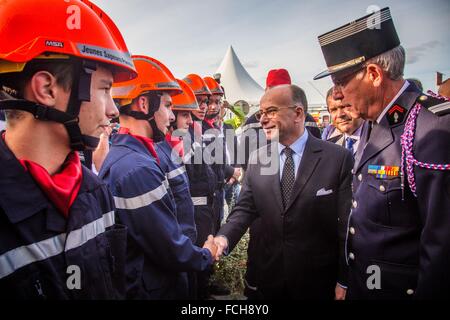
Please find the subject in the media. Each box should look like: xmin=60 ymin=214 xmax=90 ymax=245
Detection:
xmin=314 ymin=7 xmax=450 ymax=299
xmin=214 ymin=84 xmax=353 ymax=299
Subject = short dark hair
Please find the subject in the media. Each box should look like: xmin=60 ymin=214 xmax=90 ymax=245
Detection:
xmin=290 ymin=85 xmax=308 ymax=113
xmin=1 ymin=59 xmax=75 ymax=122
xmin=0 ymin=59 xmax=75 ymax=99
xmin=325 ymin=87 xmax=334 ymax=112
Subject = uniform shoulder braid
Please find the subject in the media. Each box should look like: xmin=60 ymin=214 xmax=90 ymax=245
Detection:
xmin=417 ymin=91 xmax=450 ymax=117
xmin=400 ymin=90 xmax=450 ymax=197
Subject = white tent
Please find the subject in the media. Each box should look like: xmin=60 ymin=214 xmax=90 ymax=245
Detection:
xmin=215 ymin=45 xmax=264 ymax=107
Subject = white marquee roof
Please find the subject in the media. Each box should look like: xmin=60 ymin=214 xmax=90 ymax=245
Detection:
xmin=215 ymin=45 xmax=264 ymax=107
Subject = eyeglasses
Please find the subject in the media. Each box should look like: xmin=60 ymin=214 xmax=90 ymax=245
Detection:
xmin=255 ymin=106 xmax=299 ymax=121
xmin=332 ymin=65 xmax=366 ymax=89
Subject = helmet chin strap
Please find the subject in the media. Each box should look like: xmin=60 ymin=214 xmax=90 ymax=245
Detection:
xmin=205 ymin=110 xmax=220 ymax=119
xmin=0 ymin=58 xmax=99 ymax=151
xmin=149 ymin=118 xmax=166 ymax=142
xmin=119 ymin=91 xmax=166 ymax=141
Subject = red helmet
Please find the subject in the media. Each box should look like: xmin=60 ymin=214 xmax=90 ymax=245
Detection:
xmin=0 ymin=0 xmax=137 ymax=150
xmin=113 ymin=55 xmax=182 ymax=106
xmin=172 ymin=79 xmax=199 ymax=111
xmin=203 ymin=76 xmax=224 ymax=96
xmin=0 ymin=0 xmax=136 ymax=82
xmin=183 ymin=74 xmax=211 ymax=96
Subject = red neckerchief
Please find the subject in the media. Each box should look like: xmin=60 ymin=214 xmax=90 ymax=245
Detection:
xmin=165 ymin=133 xmax=184 ymax=158
xmin=119 ymin=127 xmax=159 ymax=164
xmin=20 ymin=152 xmax=82 ymax=218
xmin=204 ymin=118 xmax=215 ymax=128
xmin=2 ymin=132 xmax=82 ymax=218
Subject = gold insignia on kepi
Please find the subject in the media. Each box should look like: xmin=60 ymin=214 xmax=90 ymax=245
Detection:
xmin=314 ymin=7 xmax=400 ymax=80
xmin=387 ymin=104 xmax=406 ymax=126
xmin=368 ymin=165 xmax=399 ymax=179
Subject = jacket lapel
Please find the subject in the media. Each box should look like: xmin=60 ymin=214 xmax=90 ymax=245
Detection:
xmin=355 ymin=84 xmax=421 ymax=172
xmin=356 ymin=119 xmax=394 ymax=172
xmin=285 ymin=136 xmax=322 ymax=212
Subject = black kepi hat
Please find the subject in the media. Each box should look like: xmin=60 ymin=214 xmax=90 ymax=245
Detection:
xmin=314 ymin=7 xmax=400 ymax=80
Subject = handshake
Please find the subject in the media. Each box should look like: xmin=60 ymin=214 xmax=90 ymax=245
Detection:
xmin=203 ymin=235 xmax=228 ymax=262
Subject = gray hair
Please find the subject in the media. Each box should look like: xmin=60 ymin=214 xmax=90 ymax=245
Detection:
xmin=290 ymin=85 xmax=308 ymax=113
xmin=365 ymin=45 xmax=405 ymax=80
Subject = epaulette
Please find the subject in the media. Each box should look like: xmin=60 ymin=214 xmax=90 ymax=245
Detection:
xmin=417 ymin=93 xmax=450 ymax=117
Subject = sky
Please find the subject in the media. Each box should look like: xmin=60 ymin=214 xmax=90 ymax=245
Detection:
xmin=94 ymin=0 xmax=450 ymax=104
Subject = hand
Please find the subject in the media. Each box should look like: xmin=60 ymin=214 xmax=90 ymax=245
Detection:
xmin=213 ymin=236 xmax=228 ymax=261
xmin=334 ymin=284 xmax=347 ymax=300
xmin=203 ymin=235 xmax=217 ymax=260
xmin=222 ymin=101 xmax=230 ymax=109
xmin=227 ymin=177 xmax=236 ymax=185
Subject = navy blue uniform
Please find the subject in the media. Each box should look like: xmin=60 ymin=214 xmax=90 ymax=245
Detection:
xmin=156 ymin=140 xmax=197 ymax=243
xmin=99 ymin=134 xmax=212 ymax=299
xmin=184 ymin=124 xmax=218 ymax=299
xmin=347 ymin=85 xmax=450 ymax=299
xmin=185 ymin=126 xmax=218 ymax=246
xmin=202 ymin=122 xmax=234 ymax=232
xmin=0 ymin=137 xmax=127 ymax=299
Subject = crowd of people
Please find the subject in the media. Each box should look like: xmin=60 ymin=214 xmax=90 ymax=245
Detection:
xmin=0 ymin=1 xmax=449 ymax=300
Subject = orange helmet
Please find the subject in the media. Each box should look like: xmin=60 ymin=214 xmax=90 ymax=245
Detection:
xmin=203 ymin=76 xmax=224 ymax=96
xmin=172 ymin=79 xmax=200 ymax=111
xmin=0 ymin=0 xmax=136 ymax=151
xmin=183 ymin=74 xmax=211 ymax=96
xmin=0 ymin=0 xmax=136 ymax=82
xmin=113 ymin=55 xmax=182 ymax=107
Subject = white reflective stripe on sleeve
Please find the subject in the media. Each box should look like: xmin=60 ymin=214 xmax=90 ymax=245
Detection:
xmin=162 ymin=177 xmax=170 ymax=190
xmin=0 ymin=211 xmax=115 ymax=279
xmin=65 ymin=211 xmax=115 ymax=251
xmin=191 ymin=196 xmax=207 ymax=206
xmin=114 ymin=183 xmax=168 ymax=210
xmin=166 ymin=166 xmax=186 ymax=180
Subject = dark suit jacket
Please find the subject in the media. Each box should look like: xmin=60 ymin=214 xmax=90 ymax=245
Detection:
xmin=218 ymin=134 xmax=353 ymax=299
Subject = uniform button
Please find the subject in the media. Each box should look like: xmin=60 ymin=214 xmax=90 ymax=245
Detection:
xmin=358 ymin=174 xmax=362 ymax=181
xmin=353 ymin=201 xmax=358 ymax=209
xmin=351 ymin=169 xmax=355 ymax=175
xmin=349 ymin=252 xmax=355 ymax=260
xmin=419 ymin=95 xmax=428 ymax=102
xmin=406 ymin=289 xmax=414 ymax=295
xmin=379 ymin=185 xmax=386 ymax=192
xmin=349 ymin=227 xmax=355 ymax=235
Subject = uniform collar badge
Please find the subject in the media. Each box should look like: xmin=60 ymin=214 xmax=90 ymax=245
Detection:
xmin=386 ymin=104 xmax=406 ymax=126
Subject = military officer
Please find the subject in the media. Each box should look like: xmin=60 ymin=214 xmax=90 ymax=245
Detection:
xmin=314 ymin=7 xmax=450 ymax=299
